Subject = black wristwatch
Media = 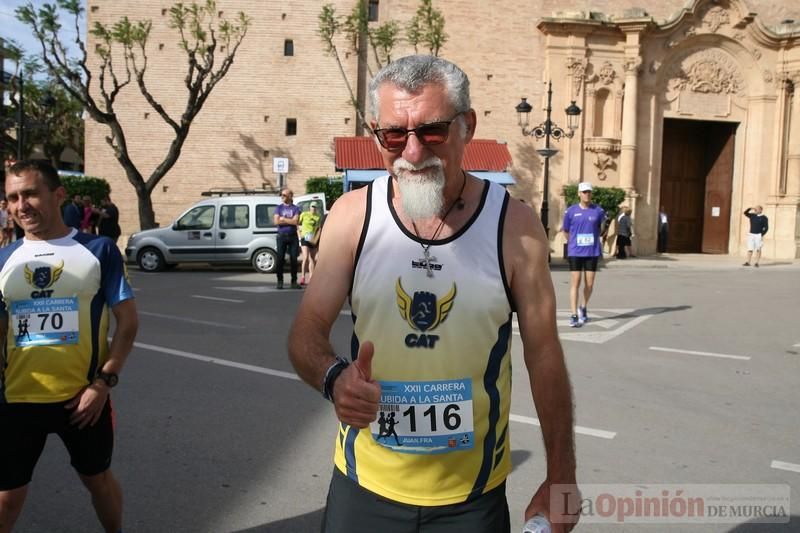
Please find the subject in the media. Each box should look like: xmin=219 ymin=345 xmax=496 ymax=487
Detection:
xmin=96 ymin=370 xmax=119 ymax=388
xmin=322 ymin=356 xmax=350 ymax=403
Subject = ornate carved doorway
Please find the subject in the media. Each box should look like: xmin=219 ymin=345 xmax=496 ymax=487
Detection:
xmin=660 ymin=118 xmax=737 ymax=253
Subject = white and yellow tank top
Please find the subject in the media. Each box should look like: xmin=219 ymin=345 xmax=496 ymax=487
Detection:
xmin=336 ymin=174 xmax=514 ymax=506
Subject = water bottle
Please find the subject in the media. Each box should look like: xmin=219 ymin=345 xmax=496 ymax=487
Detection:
xmin=522 ymin=513 xmax=551 ymax=533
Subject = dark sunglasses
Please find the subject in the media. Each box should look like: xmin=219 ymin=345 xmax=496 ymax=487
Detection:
xmin=373 ymin=113 xmax=463 ymax=151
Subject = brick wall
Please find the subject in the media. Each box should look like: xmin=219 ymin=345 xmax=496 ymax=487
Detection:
xmin=84 ymin=0 xmax=799 ymax=238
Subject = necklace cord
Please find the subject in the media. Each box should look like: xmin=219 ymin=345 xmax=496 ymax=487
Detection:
xmin=411 ymin=170 xmax=467 ymax=249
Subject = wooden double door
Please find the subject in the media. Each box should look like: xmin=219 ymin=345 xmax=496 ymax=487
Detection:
xmin=660 ymin=118 xmax=737 ymax=253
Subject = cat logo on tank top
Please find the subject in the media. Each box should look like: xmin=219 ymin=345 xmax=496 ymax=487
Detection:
xmin=395 ymin=277 xmax=456 ymax=349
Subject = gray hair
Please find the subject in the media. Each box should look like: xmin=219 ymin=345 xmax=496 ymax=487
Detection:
xmin=368 ymin=55 xmax=471 ymax=121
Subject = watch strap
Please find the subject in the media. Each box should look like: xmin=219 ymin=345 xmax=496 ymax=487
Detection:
xmin=96 ymin=370 xmax=119 ymax=388
xmin=322 ymin=356 xmax=350 ymax=403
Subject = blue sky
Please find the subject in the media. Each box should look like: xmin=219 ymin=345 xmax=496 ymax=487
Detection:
xmin=0 ymin=0 xmax=85 ymax=66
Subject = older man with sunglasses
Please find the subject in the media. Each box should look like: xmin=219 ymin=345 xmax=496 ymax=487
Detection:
xmin=288 ymin=55 xmax=579 ymax=533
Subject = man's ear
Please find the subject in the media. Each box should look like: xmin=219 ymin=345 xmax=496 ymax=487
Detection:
xmin=464 ymin=109 xmax=477 ymax=142
xmin=55 ymin=186 xmax=67 ymax=204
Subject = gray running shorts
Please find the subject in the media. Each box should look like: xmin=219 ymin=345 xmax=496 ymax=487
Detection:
xmin=321 ymin=468 xmax=510 ymax=533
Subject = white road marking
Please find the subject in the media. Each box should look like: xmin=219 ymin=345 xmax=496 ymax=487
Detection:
xmin=649 ymin=346 xmax=751 ymax=361
xmin=138 ymin=311 xmax=246 ymax=330
xmin=217 ymin=285 xmax=301 ymax=293
xmin=771 ymin=460 xmax=800 ymax=474
xmin=191 ymin=295 xmax=245 ymax=303
xmin=794 ymin=343 xmax=800 ymax=347
xmin=135 ymin=341 xmax=615 ymax=440
xmin=134 ymin=341 xmax=300 ymax=380
xmin=510 ymin=414 xmax=616 ymax=440
xmin=514 ymin=309 xmax=654 ymax=344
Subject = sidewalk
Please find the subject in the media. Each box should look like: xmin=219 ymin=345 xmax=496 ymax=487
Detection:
xmin=550 ymin=253 xmax=800 ymax=271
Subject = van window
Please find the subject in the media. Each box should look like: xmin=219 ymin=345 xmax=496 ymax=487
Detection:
xmin=220 ymin=204 xmax=249 ymax=229
xmin=255 ymin=204 xmax=277 ymax=228
xmin=176 ymin=205 xmax=215 ymax=230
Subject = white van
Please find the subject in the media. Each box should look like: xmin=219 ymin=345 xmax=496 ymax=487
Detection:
xmin=125 ymin=192 xmax=326 ymax=273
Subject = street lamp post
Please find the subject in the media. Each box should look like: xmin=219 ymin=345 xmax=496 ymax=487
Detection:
xmin=515 ymin=81 xmax=582 ymax=238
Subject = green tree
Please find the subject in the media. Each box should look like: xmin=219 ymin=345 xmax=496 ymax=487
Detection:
xmin=16 ymin=0 xmax=250 ymax=230
xmin=1 ymin=51 xmax=85 ymax=168
xmin=407 ymin=0 xmax=448 ymax=56
xmin=306 ymin=176 xmax=344 ymax=207
xmin=318 ymin=0 xmax=443 ymax=132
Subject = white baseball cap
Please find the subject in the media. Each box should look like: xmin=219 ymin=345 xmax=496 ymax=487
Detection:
xmin=578 ymin=182 xmax=593 ymax=192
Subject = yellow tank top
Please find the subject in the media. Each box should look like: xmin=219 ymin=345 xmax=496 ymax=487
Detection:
xmin=337 ymin=175 xmax=514 ymax=506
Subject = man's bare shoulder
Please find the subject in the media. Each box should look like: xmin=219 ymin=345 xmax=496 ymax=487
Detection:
xmin=504 ymin=197 xmax=539 ymax=238
xmin=503 ymin=196 xmax=549 ymax=280
xmin=327 ymin=187 xmax=370 ymax=224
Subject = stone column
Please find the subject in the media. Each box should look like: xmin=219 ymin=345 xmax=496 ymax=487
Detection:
xmin=619 ymin=56 xmax=642 ymax=192
xmin=785 ymin=73 xmax=800 ymax=197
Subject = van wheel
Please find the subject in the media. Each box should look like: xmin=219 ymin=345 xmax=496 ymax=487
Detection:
xmin=252 ymin=248 xmax=278 ymax=274
xmin=137 ymin=247 xmax=166 ymax=272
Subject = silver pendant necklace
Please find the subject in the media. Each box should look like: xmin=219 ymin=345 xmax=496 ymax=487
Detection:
xmin=410 ymin=172 xmax=467 ymax=278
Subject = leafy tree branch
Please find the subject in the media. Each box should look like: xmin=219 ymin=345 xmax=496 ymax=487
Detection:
xmin=17 ymin=0 xmax=250 ymax=230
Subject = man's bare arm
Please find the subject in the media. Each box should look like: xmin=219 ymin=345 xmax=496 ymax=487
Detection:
xmin=66 ymin=298 xmax=138 ymax=428
xmin=287 ymin=188 xmax=380 ymax=427
xmin=105 ymin=298 xmax=139 ymax=374
xmin=505 ymin=200 xmax=578 ymax=531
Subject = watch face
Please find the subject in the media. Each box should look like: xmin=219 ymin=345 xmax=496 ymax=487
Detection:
xmin=99 ymin=372 xmax=119 ymax=387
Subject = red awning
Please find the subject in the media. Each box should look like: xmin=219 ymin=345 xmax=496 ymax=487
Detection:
xmin=334 ymin=137 xmax=512 ymax=171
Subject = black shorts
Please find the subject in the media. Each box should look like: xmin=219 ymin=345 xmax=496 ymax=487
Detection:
xmin=568 ymin=256 xmax=599 ymax=272
xmin=0 ymin=398 xmax=115 ymax=491
xmin=322 ymin=468 xmax=510 ymax=533
xmin=616 ymin=235 xmax=631 ymax=247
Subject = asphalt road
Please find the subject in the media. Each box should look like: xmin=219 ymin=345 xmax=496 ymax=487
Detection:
xmin=12 ymin=262 xmax=800 ymax=532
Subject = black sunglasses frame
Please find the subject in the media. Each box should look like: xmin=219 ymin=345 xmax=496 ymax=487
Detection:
xmin=373 ymin=112 xmax=464 ymax=151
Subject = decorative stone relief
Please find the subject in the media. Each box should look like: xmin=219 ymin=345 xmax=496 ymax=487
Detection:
xmin=752 ymin=48 xmax=761 ymax=60
xmin=666 ymin=49 xmax=745 ymax=95
xmin=763 ymin=70 xmax=774 ymax=84
xmin=666 ymin=21 xmax=698 ymax=48
xmin=703 ymin=6 xmax=730 ymax=33
xmin=585 ymin=138 xmax=621 ymax=155
xmin=598 ymin=62 xmax=616 ymax=85
xmin=593 ymin=153 xmax=615 ymax=181
xmin=649 ymin=60 xmax=661 ymax=74
xmin=624 ymin=57 xmax=642 ymax=75
xmin=566 ymin=57 xmax=587 ymax=98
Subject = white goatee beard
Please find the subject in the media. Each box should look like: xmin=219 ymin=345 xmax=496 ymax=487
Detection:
xmin=393 ymin=157 xmax=446 ymax=220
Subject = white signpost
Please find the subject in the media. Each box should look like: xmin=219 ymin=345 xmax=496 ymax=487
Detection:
xmin=273 ymin=157 xmax=289 ymax=189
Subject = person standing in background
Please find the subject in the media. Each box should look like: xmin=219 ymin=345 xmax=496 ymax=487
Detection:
xmin=615 ymin=206 xmax=634 ymax=259
xmin=0 ymin=199 xmax=10 ymax=247
xmin=96 ymin=195 xmax=121 ymax=244
xmin=657 ymin=206 xmax=669 ymax=253
xmin=743 ymin=205 xmax=768 ymax=267
xmin=63 ymin=193 xmax=83 ymax=231
xmin=273 ymin=188 xmax=302 ymax=290
xmin=563 ymin=182 xmax=606 ymax=327
xmin=298 ymin=202 xmax=321 ymax=286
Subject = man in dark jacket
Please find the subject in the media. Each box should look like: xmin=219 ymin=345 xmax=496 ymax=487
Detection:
xmin=743 ymin=205 xmax=768 ymax=267
xmin=63 ymin=193 xmax=83 ymax=230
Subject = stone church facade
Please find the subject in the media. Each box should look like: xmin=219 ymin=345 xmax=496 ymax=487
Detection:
xmin=84 ymin=0 xmax=800 ymax=258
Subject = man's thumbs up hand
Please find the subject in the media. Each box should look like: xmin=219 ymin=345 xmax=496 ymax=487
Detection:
xmin=332 ymin=341 xmax=381 ymax=428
